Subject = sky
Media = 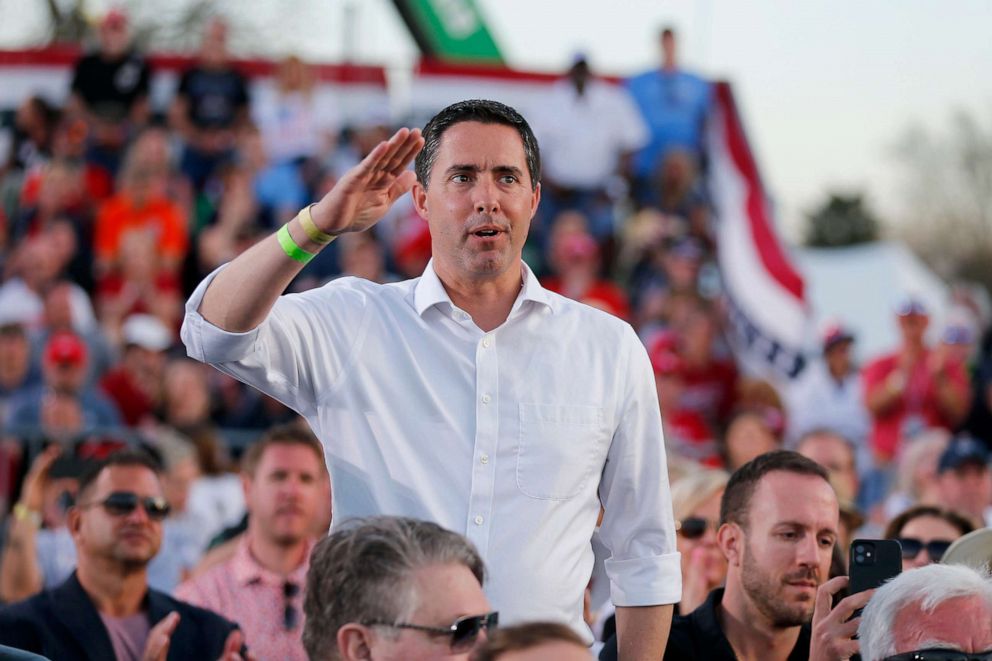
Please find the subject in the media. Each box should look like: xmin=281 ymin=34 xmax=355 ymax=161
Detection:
xmin=1 ymin=0 xmax=990 ymax=239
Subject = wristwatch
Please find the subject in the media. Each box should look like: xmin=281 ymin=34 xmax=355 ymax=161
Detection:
xmin=12 ymin=503 xmax=42 ymax=528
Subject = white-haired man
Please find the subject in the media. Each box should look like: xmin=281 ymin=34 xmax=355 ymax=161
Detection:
xmin=858 ymin=563 xmax=992 ymax=660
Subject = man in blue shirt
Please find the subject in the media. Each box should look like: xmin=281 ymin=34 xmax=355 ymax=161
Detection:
xmin=626 ymin=27 xmax=712 ymax=206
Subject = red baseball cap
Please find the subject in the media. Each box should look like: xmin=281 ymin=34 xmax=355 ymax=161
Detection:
xmin=45 ymin=331 xmax=87 ymax=366
xmin=651 ymin=350 xmax=684 ymax=378
xmin=102 ymin=9 xmax=128 ymax=29
xmin=821 ymin=322 xmax=855 ymax=352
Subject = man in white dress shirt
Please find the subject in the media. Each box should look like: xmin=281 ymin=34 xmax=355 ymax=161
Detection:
xmin=181 ymin=99 xmax=680 ymax=658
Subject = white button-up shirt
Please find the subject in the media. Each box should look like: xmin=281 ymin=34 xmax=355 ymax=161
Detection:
xmin=181 ymin=260 xmax=681 ymax=639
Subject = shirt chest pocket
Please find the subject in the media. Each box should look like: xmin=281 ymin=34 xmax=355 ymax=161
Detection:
xmin=516 ymin=403 xmax=607 ymax=500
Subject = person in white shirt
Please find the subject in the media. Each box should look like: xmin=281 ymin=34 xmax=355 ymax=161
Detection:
xmin=181 ymin=99 xmax=680 ymax=658
xmin=787 ymin=323 xmax=871 ymax=455
xmin=532 ymin=54 xmax=648 ymax=240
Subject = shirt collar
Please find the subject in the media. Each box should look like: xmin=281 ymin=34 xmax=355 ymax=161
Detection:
xmin=231 ymin=534 xmax=313 ymax=588
xmin=412 ymin=258 xmax=557 ymax=317
xmin=693 ymin=588 xmax=812 ymax=660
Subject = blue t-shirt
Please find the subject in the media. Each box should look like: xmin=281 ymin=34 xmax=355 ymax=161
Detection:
xmin=254 ymin=162 xmax=307 ymax=228
xmin=625 ymin=68 xmax=713 ymax=178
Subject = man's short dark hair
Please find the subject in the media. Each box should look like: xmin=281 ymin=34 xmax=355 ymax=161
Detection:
xmin=720 ymin=450 xmax=829 ymax=528
xmin=77 ymin=449 xmax=161 ymax=501
xmin=241 ymin=423 xmax=325 ymax=477
xmin=414 ymin=99 xmax=541 ymax=191
xmin=303 ymin=516 xmax=485 ymax=661
xmin=0 ymin=322 xmax=26 ymax=338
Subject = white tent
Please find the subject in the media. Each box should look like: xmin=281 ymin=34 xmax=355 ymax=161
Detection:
xmin=794 ymin=241 xmax=949 ymax=363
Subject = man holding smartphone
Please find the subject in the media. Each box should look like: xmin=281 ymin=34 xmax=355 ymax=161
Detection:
xmin=601 ymin=450 xmax=842 ymax=660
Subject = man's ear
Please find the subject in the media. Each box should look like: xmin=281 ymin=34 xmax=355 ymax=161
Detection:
xmin=412 ymin=182 xmax=428 ymax=220
xmin=337 ymin=623 xmax=375 ymax=661
xmin=717 ymin=522 xmax=743 ymax=568
xmin=67 ymin=506 xmax=82 ymax=539
xmin=530 ymin=181 xmax=541 ymax=219
xmin=240 ymin=473 xmax=253 ymax=513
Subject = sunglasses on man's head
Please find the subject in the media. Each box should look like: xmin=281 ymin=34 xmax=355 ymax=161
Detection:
xmin=78 ymin=491 xmax=170 ymax=521
xmin=676 ymin=517 xmax=717 ymax=540
xmin=884 ymin=649 xmax=992 ymax=660
xmin=364 ymin=611 xmax=498 ymax=652
xmin=897 ymin=537 xmax=953 ymax=563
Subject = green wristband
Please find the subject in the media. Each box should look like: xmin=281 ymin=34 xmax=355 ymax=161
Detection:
xmin=277 ymin=224 xmax=315 ymax=265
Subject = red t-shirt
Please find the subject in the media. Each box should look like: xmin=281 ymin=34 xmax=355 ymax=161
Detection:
xmin=861 ymin=348 xmax=970 ymax=460
xmin=100 ymin=367 xmax=153 ymax=427
xmin=540 ymin=277 xmax=631 ymax=320
xmin=666 ymin=408 xmax=722 ymax=468
xmin=96 ymin=271 xmax=181 ymax=319
xmin=680 ymin=359 xmax=738 ymax=428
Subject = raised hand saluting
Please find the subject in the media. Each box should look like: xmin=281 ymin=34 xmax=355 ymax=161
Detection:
xmin=310 ymin=127 xmax=425 ymax=237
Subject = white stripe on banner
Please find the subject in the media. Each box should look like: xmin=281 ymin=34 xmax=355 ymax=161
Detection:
xmin=708 ymin=83 xmax=811 ymax=380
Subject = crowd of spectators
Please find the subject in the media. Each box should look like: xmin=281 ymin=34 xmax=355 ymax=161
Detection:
xmin=1 ymin=10 xmax=992 ymax=660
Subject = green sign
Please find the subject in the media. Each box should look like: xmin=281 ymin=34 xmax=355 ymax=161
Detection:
xmin=391 ymin=0 xmax=504 ymax=64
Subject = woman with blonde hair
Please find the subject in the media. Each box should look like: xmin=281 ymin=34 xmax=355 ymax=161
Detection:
xmin=671 ymin=468 xmax=729 ymax=614
xmin=881 ymin=428 xmax=950 ymax=522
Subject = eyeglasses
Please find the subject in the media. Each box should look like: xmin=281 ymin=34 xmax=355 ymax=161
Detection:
xmin=283 ymin=582 xmax=299 ymax=630
xmin=77 ymin=491 xmax=170 ymax=521
xmin=676 ymin=517 xmax=717 ymax=540
xmin=364 ymin=611 xmax=498 ymax=652
xmin=898 ymin=537 xmax=953 ymax=563
xmin=883 ymin=649 xmax=992 ymax=660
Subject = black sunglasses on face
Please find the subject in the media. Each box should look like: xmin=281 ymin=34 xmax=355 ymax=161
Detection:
xmin=364 ymin=611 xmax=498 ymax=652
xmin=78 ymin=491 xmax=170 ymax=521
xmin=898 ymin=537 xmax=953 ymax=563
xmin=676 ymin=516 xmax=717 ymax=540
xmin=283 ymin=582 xmax=300 ymax=630
xmin=884 ymin=649 xmax=992 ymax=660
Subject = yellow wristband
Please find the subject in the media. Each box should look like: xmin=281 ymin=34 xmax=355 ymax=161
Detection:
xmin=298 ymin=204 xmax=336 ymax=245
xmin=13 ymin=503 xmax=41 ymax=528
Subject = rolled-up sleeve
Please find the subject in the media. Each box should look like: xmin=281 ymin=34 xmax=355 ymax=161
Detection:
xmin=182 ymin=265 xmax=261 ymax=364
xmin=181 ymin=266 xmax=370 ymax=420
xmin=599 ymin=325 xmax=682 ymax=607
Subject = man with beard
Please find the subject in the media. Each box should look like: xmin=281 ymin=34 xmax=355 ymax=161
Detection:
xmin=603 ymin=450 xmax=839 ymax=660
xmin=0 ymin=450 xmax=244 ymax=660
xmin=176 ymin=424 xmax=329 ymax=660
xmin=182 ymin=99 xmax=680 ymax=657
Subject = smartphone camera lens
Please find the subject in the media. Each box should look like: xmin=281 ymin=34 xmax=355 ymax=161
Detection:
xmin=853 ymin=542 xmax=875 ymax=565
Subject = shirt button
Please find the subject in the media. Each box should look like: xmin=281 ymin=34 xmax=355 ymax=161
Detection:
xmin=474 ymin=515 xmax=484 ymax=525
xmin=482 ymin=336 xmax=492 ymax=348
xmin=481 ymin=394 xmax=491 ymax=404
xmin=480 ymin=453 xmax=489 ymax=464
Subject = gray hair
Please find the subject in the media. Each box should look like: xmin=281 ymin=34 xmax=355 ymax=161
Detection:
xmin=858 ymin=563 xmax=992 ymax=660
xmin=302 ymin=516 xmax=486 ymax=661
